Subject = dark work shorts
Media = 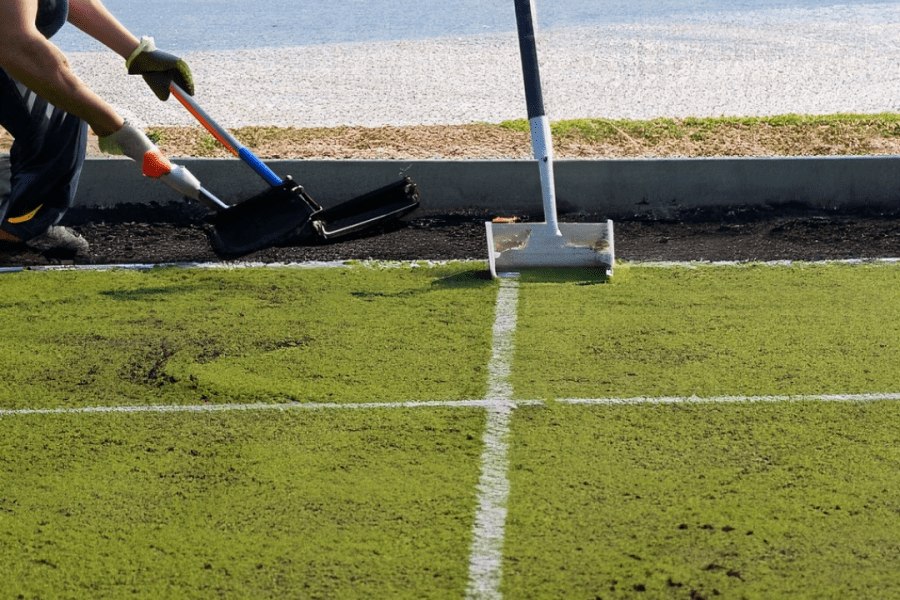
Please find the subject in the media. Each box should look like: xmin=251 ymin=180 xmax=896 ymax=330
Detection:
xmin=0 ymin=0 xmax=86 ymax=242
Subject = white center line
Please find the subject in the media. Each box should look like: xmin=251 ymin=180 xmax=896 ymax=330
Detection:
xmin=3 ymin=392 xmax=896 ymax=418
xmin=466 ymin=278 xmax=519 ymax=600
xmin=0 ymin=398 xmax=536 ymax=417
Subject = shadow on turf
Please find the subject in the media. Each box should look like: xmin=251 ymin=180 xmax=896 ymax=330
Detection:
xmin=349 ymin=266 xmax=611 ymax=301
xmin=431 ymin=269 xmax=495 ymax=289
xmin=432 ymin=267 xmax=611 ymax=286
xmin=513 ymin=267 xmax=611 ymax=284
xmin=99 ymin=284 xmax=206 ymax=300
xmin=348 ymin=269 xmax=495 ymax=301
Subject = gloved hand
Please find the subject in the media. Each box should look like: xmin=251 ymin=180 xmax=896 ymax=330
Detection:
xmin=99 ymin=121 xmax=203 ymax=200
xmin=126 ymin=36 xmax=194 ymax=101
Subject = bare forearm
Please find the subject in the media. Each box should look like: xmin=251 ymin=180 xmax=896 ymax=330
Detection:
xmin=67 ymin=0 xmax=139 ymax=59
xmin=0 ymin=33 xmax=123 ymax=136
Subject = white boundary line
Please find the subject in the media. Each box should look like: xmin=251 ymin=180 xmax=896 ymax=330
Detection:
xmin=466 ymin=404 xmax=514 ymax=600
xmin=624 ymin=258 xmax=900 ymax=268
xmin=559 ymin=392 xmax=900 ymax=405
xmin=3 ymin=393 xmax=898 ymax=418
xmin=0 ymin=259 xmax=489 ymax=274
xmin=0 ymin=398 xmax=543 ymax=417
xmin=1 ymin=257 xmax=898 ymax=275
xmin=466 ymin=278 xmax=519 ymax=600
xmin=0 ymin=261 xmax=352 ymax=274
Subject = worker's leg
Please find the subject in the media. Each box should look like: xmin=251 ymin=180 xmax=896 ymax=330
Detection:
xmin=0 ymin=68 xmax=88 ymax=243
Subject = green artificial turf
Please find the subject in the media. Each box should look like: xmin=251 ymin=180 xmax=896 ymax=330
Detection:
xmin=504 ymin=401 xmax=900 ymax=599
xmin=0 ymin=407 xmax=484 ymax=599
xmin=0 ymin=264 xmax=497 ymax=409
xmin=512 ymin=263 xmax=900 ymax=399
xmin=3 ymin=261 xmax=899 ymax=599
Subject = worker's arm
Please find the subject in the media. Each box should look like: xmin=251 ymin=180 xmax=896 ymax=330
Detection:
xmin=0 ymin=0 xmax=123 ymax=136
xmin=0 ymin=0 xmax=204 ymax=197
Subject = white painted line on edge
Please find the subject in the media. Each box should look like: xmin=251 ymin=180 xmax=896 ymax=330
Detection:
xmin=4 ymin=257 xmax=898 ymax=275
xmin=0 ymin=260 xmax=354 ymax=273
xmin=466 ymin=403 xmax=513 ymax=600
xmin=466 ymin=278 xmax=519 ymax=600
xmin=0 ymin=260 xmax=488 ymax=274
xmin=558 ymin=392 xmax=900 ymax=405
xmin=623 ymin=257 xmax=900 ymax=268
xmin=486 ymin=279 xmax=519 ymax=402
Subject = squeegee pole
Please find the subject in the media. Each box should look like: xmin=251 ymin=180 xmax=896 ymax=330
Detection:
xmin=514 ymin=0 xmax=561 ymax=235
xmin=169 ymin=83 xmax=284 ymax=188
xmin=198 ymin=187 xmax=230 ymax=210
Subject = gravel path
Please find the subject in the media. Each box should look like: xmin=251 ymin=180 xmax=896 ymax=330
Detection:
xmin=68 ymin=11 xmax=900 ymax=129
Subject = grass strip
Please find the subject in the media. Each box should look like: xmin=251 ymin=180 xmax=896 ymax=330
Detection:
xmin=512 ymin=263 xmax=900 ymax=399
xmin=500 ymin=113 xmax=900 ymax=156
xmin=0 ymin=407 xmax=484 ymax=599
xmin=0 ymin=263 xmax=496 ymax=409
xmin=10 ymin=113 xmax=900 ymax=158
xmin=131 ymin=112 xmax=900 ymax=159
xmin=504 ymin=400 xmax=900 ymax=599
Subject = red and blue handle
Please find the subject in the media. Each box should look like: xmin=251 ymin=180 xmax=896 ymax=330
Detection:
xmin=169 ymin=83 xmax=283 ymax=187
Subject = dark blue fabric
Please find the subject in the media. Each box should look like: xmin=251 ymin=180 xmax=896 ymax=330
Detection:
xmin=0 ymin=0 xmax=85 ymax=241
xmin=0 ymin=70 xmax=87 ymax=241
xmin=35 ymin=0 xmax=69 ymax=39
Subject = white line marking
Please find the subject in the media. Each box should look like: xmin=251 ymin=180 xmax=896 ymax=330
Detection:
xmin=466 ymin=278 xmax=519 ymax=600
xmin=466 ymin=403 xmax=513 ymax=600
xmin=0 ymin=398 xmax=547 ymax=417
xmin=558 ymin=392 xmax=900 ymax=405
xmin=5 ymin=392 xmax=897 ymax=418
xmin=0 ymin=261 xmax=353 ymax=274
xmin=623 ymin=258 xmax=900 ymax=268
xmin=0 ymin=259 xmax=487 ymax=274
xmin=4 ymin=392 xmax=897 ymax=418
xmin=3 ymin=257 xmax=897 ymax=276
xmin=486 ymin=280 xmax=519 ymax=402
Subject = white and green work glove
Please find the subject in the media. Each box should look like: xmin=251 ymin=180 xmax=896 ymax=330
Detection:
xmin=126 ymin=36 xmax=194 ymax=101
xmin=99 ymin=121 xmax=202 ymax=200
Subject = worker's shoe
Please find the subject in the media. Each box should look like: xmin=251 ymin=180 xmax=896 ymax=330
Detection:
xmin=26 ymin=226 xmax=90 ymax=257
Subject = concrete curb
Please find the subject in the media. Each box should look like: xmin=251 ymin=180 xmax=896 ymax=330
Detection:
xmin=75 ymin=156 xmax=900 ymax=218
